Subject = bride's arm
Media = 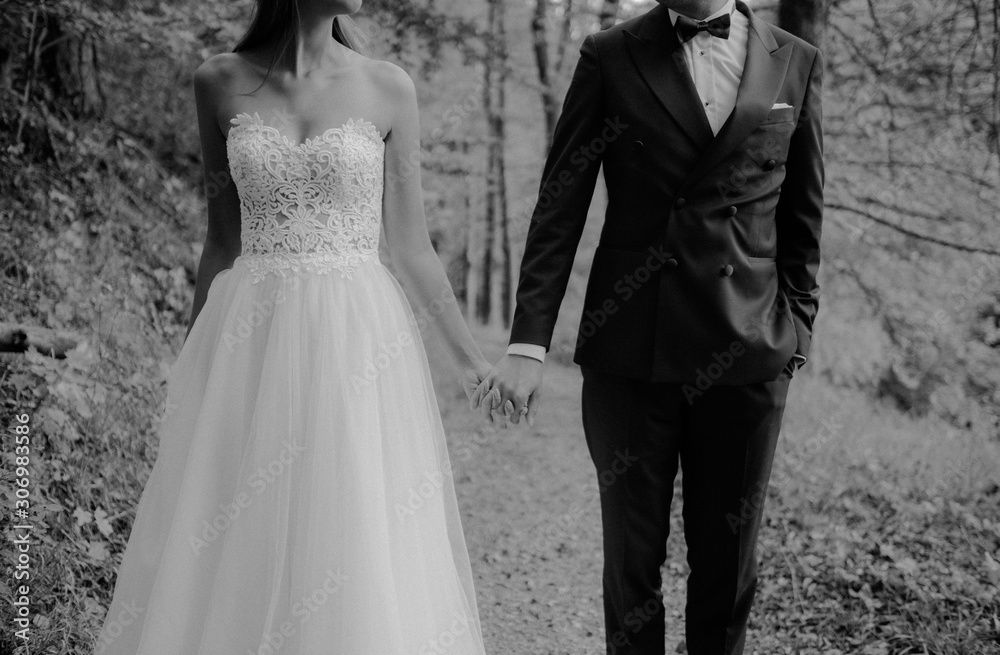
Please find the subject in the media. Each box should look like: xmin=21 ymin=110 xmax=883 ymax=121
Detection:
xmin=186 ymin=57 xmax=242 ymax=340
xmin=379 ymin=65 xmax=490 ymax=390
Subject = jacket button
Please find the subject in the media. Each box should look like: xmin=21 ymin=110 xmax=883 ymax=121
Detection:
xmin=666 ymin=258 xmax=679 ymax=268
xmin=633 ymin=140 xmax=644 ymax=150
xmin=675 ymin=197 xmax=687 ymax=209
xmin=763 ymin=159 xmax=777 ymax=171
xmin=721 ymin=264 xmax=734 ymax=276
xmin=727 ymin=206 xmax=738 ymax=216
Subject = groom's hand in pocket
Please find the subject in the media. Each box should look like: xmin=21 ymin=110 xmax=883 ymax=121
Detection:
xmin=473 ymin=354 xmax=543 ymax=428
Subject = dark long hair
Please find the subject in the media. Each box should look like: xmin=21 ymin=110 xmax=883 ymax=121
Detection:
xmin=232 ymin=1 xmax=370 ymax=90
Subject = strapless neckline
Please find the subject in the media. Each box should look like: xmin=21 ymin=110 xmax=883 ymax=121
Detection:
xmin=228 ymin=111 xmax=384 ymax=150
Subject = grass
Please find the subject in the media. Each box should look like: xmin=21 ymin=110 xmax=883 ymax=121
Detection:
xmin=749 ymin=376 xmax=1000 ymax=654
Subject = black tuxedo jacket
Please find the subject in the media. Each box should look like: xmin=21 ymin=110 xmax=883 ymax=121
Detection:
xmin=509 ymin=1 xmax=824 ymax=385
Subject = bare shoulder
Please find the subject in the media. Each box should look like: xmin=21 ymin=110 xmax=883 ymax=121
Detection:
xmin=193 ymin=51 xmax=266 ymax=98
xmin=362 ymin=58 xmax=416 ymax=103
xmin=193 ymin=53 xmax=261 ymax=138
xmin=194 ymin=52 xmax=241 ymax=88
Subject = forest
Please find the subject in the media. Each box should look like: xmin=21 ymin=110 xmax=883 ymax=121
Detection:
xmin=1 ymin=0 xmax=1000 ymax=652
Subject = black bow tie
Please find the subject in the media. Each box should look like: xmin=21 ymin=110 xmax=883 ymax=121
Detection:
xmin=675 ymin=12 xmax=731 ymax=43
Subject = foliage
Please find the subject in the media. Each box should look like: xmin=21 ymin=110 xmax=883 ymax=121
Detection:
xmin=0 ymin=0 xmax=998 ymax=653
xmin=816 ymin=0 xmax=1000 ymax=429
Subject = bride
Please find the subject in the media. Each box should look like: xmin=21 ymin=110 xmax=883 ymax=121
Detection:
xmin=95 ymin=0 xmax=491 ymax=652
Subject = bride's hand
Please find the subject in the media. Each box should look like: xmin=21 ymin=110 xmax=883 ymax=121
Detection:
xmin=462 ymin=359 xmax=493 ymax=405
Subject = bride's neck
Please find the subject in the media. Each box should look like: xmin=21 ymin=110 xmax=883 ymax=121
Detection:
xmin=281 ymin=12 xmax=353 ymax=78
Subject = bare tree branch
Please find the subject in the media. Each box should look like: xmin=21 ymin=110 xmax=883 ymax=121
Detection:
xmin=827 ymin=202 xmax=1000 ymax=256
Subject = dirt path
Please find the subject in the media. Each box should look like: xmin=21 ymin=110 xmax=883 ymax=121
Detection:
xmin=437 ymin=353 xmax=689 ymax=654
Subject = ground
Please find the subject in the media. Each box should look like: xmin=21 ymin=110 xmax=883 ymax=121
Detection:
xmin=1 ymin=324 xmax=997 ymax=654
xmin=431 ymin=327 xmax=1000 ymax=655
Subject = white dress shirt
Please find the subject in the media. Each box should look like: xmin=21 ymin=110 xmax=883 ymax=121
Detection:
xmin=669 ymin=0 xmax=747 ymax=136
xmin=508 ymin=0 xmax=804 ymax=370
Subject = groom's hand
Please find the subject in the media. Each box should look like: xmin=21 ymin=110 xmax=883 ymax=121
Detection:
xmin=472 ymin=354 xmax=543 ymax=428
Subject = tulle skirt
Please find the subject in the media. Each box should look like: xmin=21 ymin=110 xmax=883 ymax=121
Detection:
xmin=95 ymin=255 xmax=485 ymax=654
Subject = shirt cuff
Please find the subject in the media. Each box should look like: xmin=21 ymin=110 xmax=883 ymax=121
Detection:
xmin=507 ymin=343 xmax=547 ymax=363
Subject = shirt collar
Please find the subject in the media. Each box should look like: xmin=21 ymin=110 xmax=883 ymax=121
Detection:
xmin=668 ymin=0 xmax=736 ymax=28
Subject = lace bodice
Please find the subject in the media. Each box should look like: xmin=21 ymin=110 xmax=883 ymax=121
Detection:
xmin=226 ymin=112 xmax=384 ymax=281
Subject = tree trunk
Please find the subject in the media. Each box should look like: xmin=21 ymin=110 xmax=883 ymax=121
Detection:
xmin=778 ymin=0 xmax=828 ymax=50
xmin=480 ymin=0 xmax=511 ymax=326
xmin=36 ymin=10 xmax=103 ymax=115
xmin=599 ymin=0 xmax=620 ymax=31
xmin=497 ymin=68 xmax=511 ymax=326
xmin=531 ymin=0 xmax=559 ymax=146
xmin=991 ymin=0 xmax=1000 ymax=171
xmin=480 ymin=0 xmax=511 ymax=327
xmin=477 ymin=3 xmax=498 ymax=324
xmin=0 ymin=45 xmax=11 ymax=91
xmin=477 ymin=63 xmax=494 ymax=324
xmin=555 ymin=0 xmax=575 ymax=75
xmin=457 ymin=140 xmax=472 ymax=309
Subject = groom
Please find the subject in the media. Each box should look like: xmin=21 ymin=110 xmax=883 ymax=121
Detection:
xmin=477 ymin=0 xmax=823 ymax=653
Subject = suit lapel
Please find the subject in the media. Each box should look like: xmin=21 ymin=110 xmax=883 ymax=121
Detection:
xmin=683 ymin=2 xmax=793 ymax=188
xmin=624 ymin=5 xmax=714 ymax=150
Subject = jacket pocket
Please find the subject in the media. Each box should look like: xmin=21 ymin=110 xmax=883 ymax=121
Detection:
xmin=760 ymin=106 xmax=795 ymax=125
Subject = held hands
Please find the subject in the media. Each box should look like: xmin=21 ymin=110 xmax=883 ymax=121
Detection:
xmin=463 ymin=358 xmax=495 ymax=405
xmin=469 ymin=354 xmax=544 ymax=428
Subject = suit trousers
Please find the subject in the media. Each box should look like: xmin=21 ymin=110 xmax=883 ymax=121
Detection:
xmin=581 ymin=365 xmax=791 ymax=655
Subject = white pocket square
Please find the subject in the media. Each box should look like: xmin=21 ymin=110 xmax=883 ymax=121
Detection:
xmin=772 ymin=103 xmax=793 ymax=109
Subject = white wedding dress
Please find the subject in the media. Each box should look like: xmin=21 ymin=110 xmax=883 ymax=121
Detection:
xmin=95 ymin=111 xmax=486 ymax=654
